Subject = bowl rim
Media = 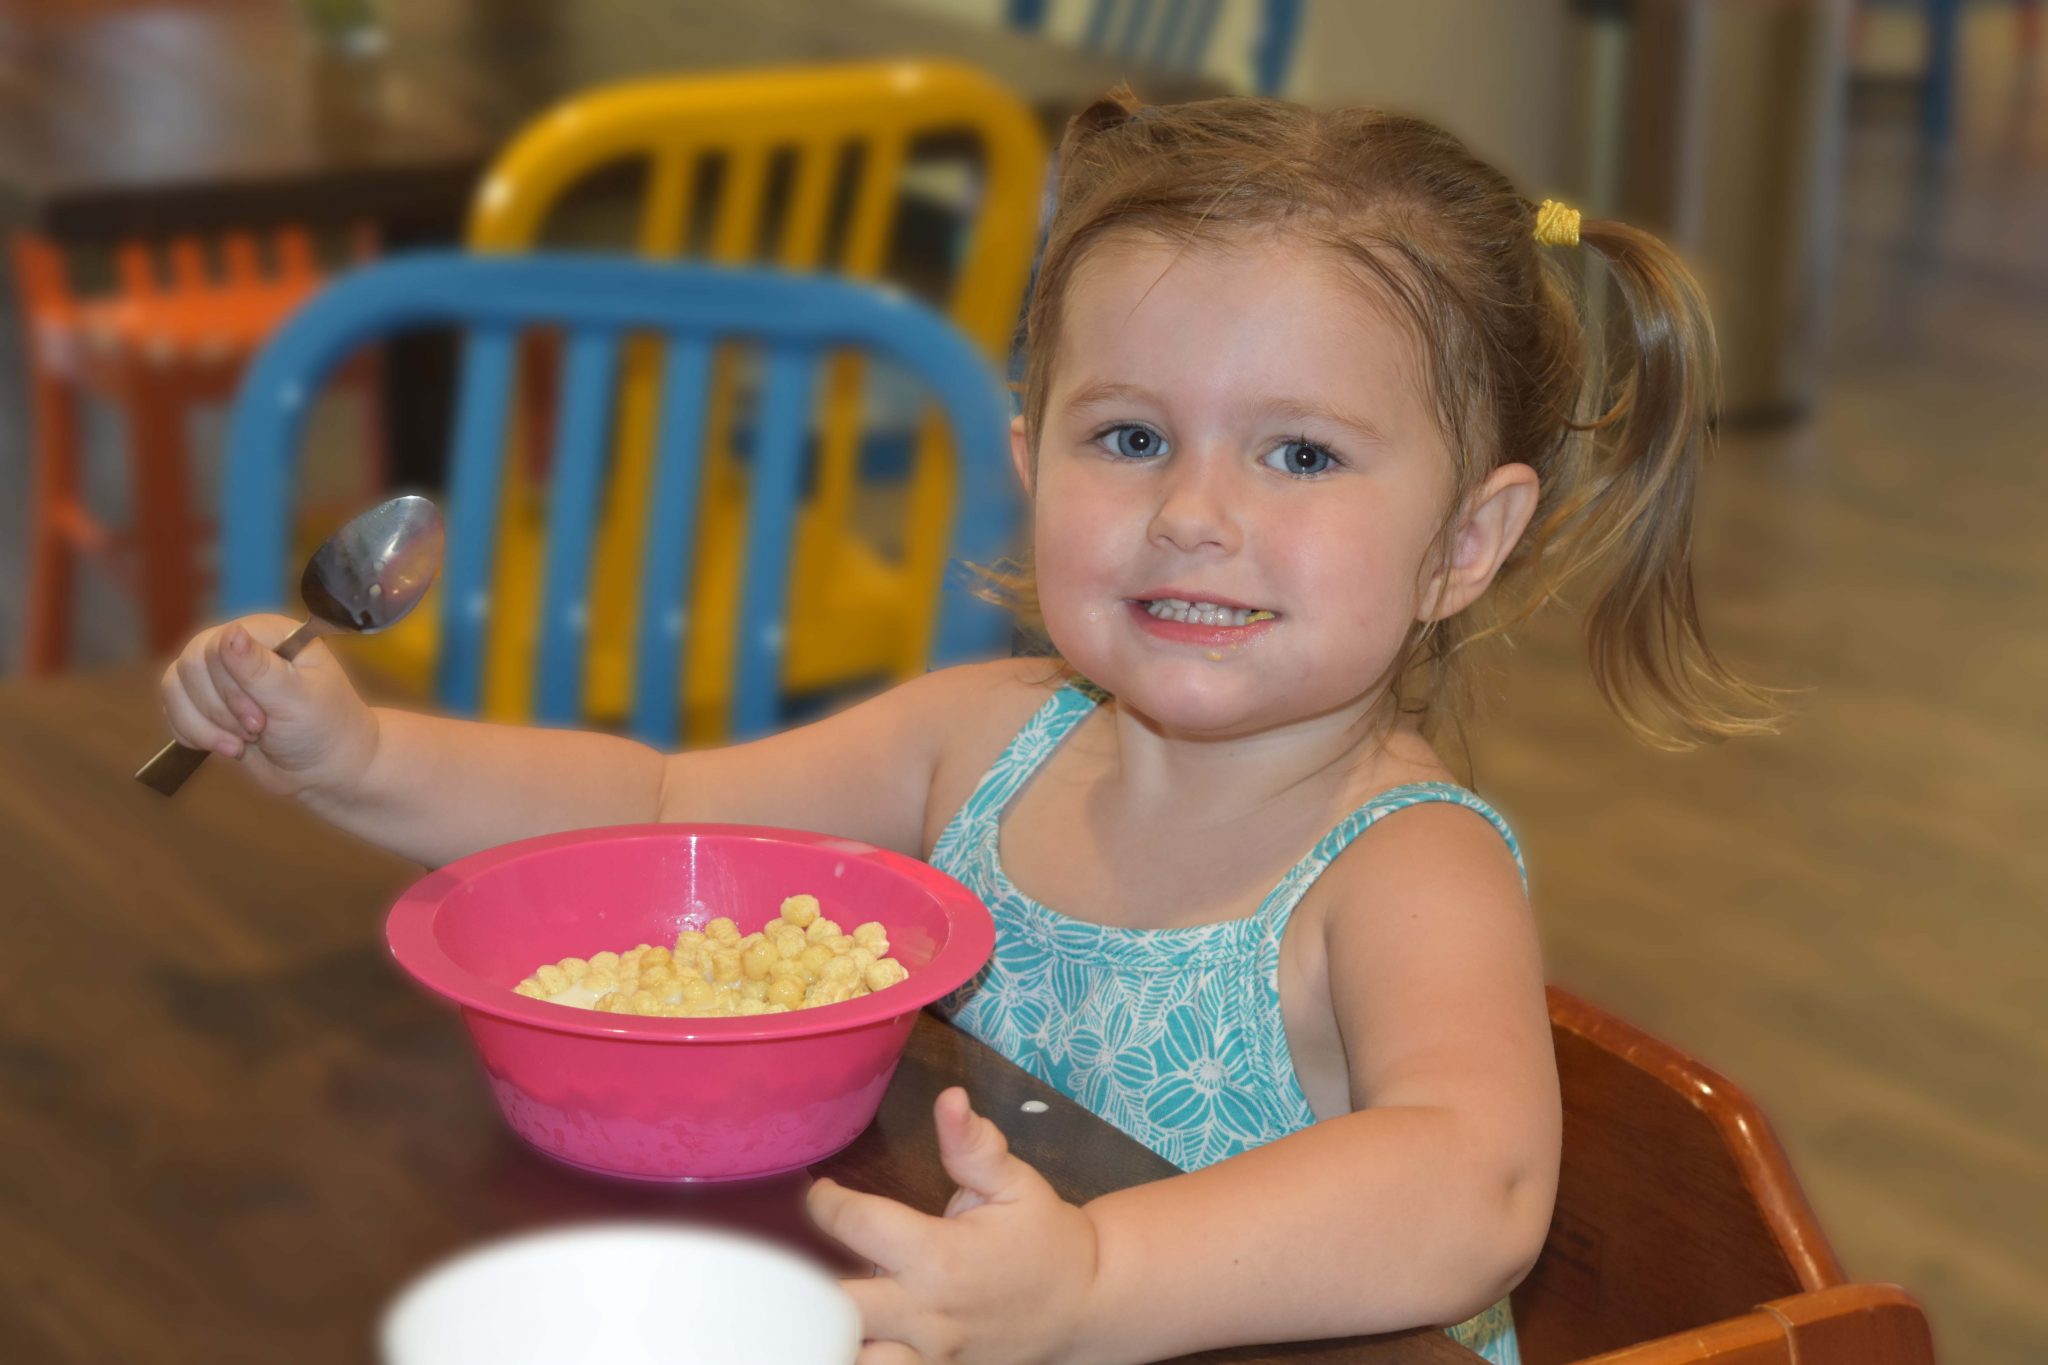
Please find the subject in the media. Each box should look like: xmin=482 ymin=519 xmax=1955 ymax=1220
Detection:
xmin=385 ymin=823 xmax=994 ymax=1041
xmin=379 ymin=1219 xmax=861 ymax=1358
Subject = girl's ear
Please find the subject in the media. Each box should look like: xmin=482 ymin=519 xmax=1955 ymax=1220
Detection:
xmin=1009 ymin=415 xmax=1034 ymax=496
xmin=1419 ymin=463 xmax=1540 ymax=623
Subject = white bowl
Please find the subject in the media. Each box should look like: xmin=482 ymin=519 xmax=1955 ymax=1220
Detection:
xmin=380 ymin=1223 xmax=862 ymax=1365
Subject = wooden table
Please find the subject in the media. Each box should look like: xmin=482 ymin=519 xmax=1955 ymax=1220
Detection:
xmin=0 ymin=0 xmax=1220 ymax=242
xmin=0 ymin=666 xmax=1481 ymax=1365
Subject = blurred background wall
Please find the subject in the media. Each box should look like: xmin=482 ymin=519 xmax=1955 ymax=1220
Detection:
xmin=890 ymin=0 xmax=1576 ymax=185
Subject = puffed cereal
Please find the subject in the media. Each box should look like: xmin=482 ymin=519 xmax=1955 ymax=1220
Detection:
xmin=514 ymin=895 xmax=907 ymax=1019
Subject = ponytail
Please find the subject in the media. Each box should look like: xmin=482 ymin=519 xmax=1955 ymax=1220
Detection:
xmin=1510 ymin=217 xmax=1783 ymax=748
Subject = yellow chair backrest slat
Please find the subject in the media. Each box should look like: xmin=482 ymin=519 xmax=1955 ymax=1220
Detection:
xmin=453 ymin=61 xmax=1044 ymax=740
xmin=469 ymin=61 xmax=1046 ymax=354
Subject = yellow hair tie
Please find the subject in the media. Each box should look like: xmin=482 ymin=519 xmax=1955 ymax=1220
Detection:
xmin=1534 ymin=198 xmax=1581 ymax=247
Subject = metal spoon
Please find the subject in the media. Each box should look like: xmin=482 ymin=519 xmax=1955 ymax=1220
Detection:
xmin=136 ymin=494 xmax=445 ymax=796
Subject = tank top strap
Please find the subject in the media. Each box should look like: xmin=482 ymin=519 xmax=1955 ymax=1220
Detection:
xmin=1252 ymin=782 xmax=1527 ymax=932
xmin=931 ymin=680 xmax=1104 ymax=860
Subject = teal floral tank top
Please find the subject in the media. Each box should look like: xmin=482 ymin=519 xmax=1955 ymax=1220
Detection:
xmin=931 ymin=682 xmax=1525 ymax=1364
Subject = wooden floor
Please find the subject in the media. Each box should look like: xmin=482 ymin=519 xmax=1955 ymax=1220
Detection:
xmin=1464 ymin=30 xmax=2048 ymax=1365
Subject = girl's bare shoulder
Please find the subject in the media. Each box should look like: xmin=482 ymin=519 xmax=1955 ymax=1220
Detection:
xmin=917 ymin=653 xmax=1072 ymax=735
xmin=657 ymin=656 xmax=1066 ymax=859
xmin=916 ymin=655 xmax=1077 ymax=851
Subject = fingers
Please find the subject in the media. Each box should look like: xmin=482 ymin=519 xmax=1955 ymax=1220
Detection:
xmin=211 ymin=618 xmax=330 ymax=730
xmin=167 ymin=634 xmax=245 ymax=754
xmin=231 ymin=613 xmax=303 ymax=651
xmin=214 ymin=623 xmax=294 ymax=708
xmin=808 ymin=1177 xmax=940 ymax=1276
xmin=162 ymin=657 xmax=242 ymax=757
xmin=160 ymin=615 xmax=304 ymax=756
xmin=205 ymin=629 xmax=266 ymax=740
xmin=841 ymin=1273 xmax=920 ymax=1348
xmin=845 ymin=1276 xmax=947 ymax=1365
xmin=932 ymin=1088 xmax=1019 ymax=1203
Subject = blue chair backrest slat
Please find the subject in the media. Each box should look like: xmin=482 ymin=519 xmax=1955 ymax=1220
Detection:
xmin=1082 ymin=0 xmax=1116 ymax=53
xmin=629 ymin=335 xmax=716 ymax=748
xmin=1010 ymin=0 xmax=1292 ymax=96
xmin=219 ymin=253 xmax=1018 ymax=745
xmin=1253 ymin=0 xmax=1300 ymax=97
xmin=436 ymin=326 xmax=519 ymax=714
xmin=1116 ymin=0 xmax=1156 ymax=62
xmin=1152 ymin=0 xmax=1194 ymax=70
xmin=534 ymin=328 xmax=624 ymax=723
xmin=1184 ymin=0 xmax=1225 ymax=72
xmin=930 ymin=413 xmax=1018 ymax=667
xmin=729 ymin=346 xmax=822 ymax=738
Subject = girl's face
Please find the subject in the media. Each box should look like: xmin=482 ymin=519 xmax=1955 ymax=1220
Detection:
xmin=1024 ymin=233 xmax=1458 ymax=739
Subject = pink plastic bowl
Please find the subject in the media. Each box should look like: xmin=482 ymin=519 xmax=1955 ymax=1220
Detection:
xmin=386 ymin=824 xmax=994 ymax=1182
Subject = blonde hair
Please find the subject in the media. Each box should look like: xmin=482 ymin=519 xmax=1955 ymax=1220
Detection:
xmin=980 ymin=89 xmax=1777 ymax=749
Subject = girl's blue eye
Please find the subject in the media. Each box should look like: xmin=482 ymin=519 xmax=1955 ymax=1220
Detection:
xmin=1263 ymin=438 xmax=1336 ymax=476
xmin=1104 ymin=424 xmax=1168 ymax=460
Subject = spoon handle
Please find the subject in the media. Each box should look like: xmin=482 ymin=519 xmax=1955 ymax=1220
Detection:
xmin=135 ymin=739 xmax=211 ymax=796
xmin=273 ymin=620 xmax=322 ymax=662
xmin=135 ymin=619 xmax=322 ymax=797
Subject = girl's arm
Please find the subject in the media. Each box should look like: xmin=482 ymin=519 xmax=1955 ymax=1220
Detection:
xmin=1076 ymin=803 xmax=1560 ymax=1359
xmin=179 ymin=614 xmax=996 ymax=868
xmin=312 ymin=660 xmax=982 ymax=868
xmin=812 ymin=802 xmax=1560 ymax=1363
xmin=299 ymin=703 xmax=667 ymax=867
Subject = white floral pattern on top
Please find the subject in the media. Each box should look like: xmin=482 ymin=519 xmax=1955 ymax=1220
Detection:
xmin=933 ymin=682 xmax=1527 ymax=1365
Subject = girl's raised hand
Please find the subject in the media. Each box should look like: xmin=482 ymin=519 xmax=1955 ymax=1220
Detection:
xmin=808 ymin=1087 xmax=1102 ymax=1364
xmin=159 ymin=615 xmax=379 ymax=799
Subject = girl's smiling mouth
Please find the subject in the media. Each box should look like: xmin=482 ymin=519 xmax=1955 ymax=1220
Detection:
xmin=1126 ymin=596 xmax=1280 ymax=646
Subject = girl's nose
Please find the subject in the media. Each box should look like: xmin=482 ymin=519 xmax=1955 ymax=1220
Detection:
xmin=1147 ymin=457 xmax=1240 ymax=555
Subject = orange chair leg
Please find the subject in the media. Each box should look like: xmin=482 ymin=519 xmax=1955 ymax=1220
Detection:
xmin=23 ymin=371 xmax=85 ymax=673
xmin=118 ymin=368 xmax=203 ymax=659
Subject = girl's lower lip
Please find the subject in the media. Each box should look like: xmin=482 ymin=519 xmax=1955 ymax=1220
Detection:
xmin=1125 ymin=600 xmax=1279 ymax=647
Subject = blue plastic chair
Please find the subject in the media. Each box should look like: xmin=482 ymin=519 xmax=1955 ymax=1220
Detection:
xmin=1006 ymin=0 xmax=1302 ymax=96
xmin=219 ymin=253 xmax=1019 ymax=744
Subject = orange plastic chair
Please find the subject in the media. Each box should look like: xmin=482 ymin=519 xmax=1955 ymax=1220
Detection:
xmin=355 ymin=61 xmax=1045 ymax=738
xmin=1516 ymin=988 xmax=1938 ymax=1364
xmin=16 ymin=228 xmax=379 ymax=671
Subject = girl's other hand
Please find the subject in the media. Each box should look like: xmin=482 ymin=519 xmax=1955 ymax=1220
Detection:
xmin=159 ymin=614 xmax=378 ymax=800
xmin=808 ymin=1087 xmax=1101 ymax=1364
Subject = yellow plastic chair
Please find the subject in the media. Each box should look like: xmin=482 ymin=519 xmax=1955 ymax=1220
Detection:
xmin=358 ymin=61 xmax=1045 ymax=739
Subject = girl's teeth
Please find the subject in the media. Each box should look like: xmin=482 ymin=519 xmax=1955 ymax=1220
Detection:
xmin=1143 ymin=599 xmax=1274 ymax=627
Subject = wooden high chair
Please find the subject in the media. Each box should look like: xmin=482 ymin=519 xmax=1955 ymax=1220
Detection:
xmin=1577 ymin=1283 xmax=1936 ymax=1364
xmin=1518 ymin=987 xmax=1938 ymax=1365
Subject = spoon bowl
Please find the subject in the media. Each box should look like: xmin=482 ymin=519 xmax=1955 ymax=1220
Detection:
xmin=136 ymin=495 xmax=444 ymax=796
xmin=297 ymin=494 xmax=443 ymax=634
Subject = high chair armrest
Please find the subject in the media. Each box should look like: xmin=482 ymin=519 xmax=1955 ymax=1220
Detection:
xmin=1568 ymin=1283 xmax=1936 ymax=1365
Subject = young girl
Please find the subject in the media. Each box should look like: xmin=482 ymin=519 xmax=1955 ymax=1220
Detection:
xmin=162 ymin=91 xmax=1771 ymax=1364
